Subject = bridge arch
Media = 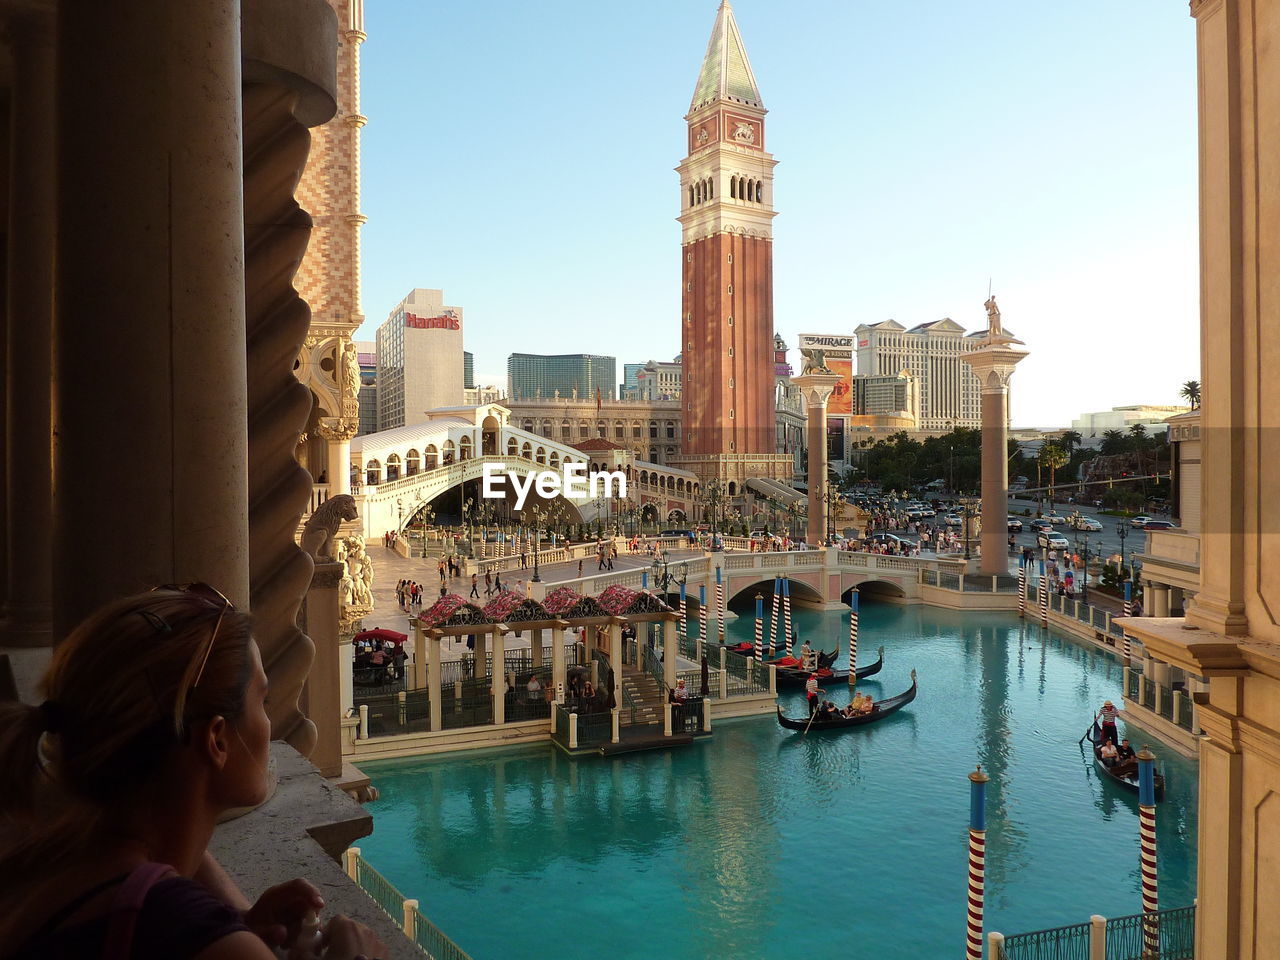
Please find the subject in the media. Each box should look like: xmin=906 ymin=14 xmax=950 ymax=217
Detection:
xmin=848 ymin=580 xmax=907 ymax=601
xmin=727 ymin=577 xmax=822 ymax=611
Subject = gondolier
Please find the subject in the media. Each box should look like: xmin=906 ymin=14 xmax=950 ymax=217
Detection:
xmin=805 ymin=673 xmax=824 ymax=716
xmin=1099 ymin=699 xmax=1119 ymax=746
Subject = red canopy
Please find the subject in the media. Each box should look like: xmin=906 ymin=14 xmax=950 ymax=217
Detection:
xmin=353 ymin=627 xmax=408 ymax=643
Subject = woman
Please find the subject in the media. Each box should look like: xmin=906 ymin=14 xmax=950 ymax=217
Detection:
xmin=0 ymin=587 xmax=383 ymax=959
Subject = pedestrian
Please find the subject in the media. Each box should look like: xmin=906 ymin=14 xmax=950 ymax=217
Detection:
xmin=484 ymin=570 xmax=493 ymax=597
xmin=470 ymin=573 xmax=480 ymax=599
xmin=494 ymin=569 xmax=504 ymax=593
xmin=520 ymin=549 xmax=527 ymax=570
xmin=577 ymin=558 xmax=584 ymax=578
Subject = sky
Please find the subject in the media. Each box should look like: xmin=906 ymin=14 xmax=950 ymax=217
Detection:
xmin=354 ymin=0 xmax=1200 ymax=429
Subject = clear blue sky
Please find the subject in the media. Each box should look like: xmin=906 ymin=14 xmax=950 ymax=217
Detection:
xmin=355 ymin=0 xmax=1200 ymax=429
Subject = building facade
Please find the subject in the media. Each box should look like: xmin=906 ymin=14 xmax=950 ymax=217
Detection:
xmin=505 ymin=397 xmax=682 ymax=465
xmin=1070 ymin=404 xmax=1190 ymax=439
xmin=675 ymin=1 xmax=789 ymax=485
xmin=355 ymin=341 xmax=377 ymax=437
xmin=375 ymin=288 xmax=465 ymax=431
xmin=632 ymin=358 xmax=682 ymax=400
xmin=854 ymin=318 xmax=983 ymax=430
xmin=463 ymin=351 xmax=475 ymax=390
xmin=507 ymin=353 xmax=617 ymax=403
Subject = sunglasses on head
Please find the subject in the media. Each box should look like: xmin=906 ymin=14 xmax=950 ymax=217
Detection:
xmin=140 ymin=582 xmax=235 ymax=689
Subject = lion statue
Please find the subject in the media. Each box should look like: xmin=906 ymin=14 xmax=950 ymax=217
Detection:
xmin=300 ymin=493 xmax=359 ymax=560
xmin=800 ymin=347 xmax=834 ymax=375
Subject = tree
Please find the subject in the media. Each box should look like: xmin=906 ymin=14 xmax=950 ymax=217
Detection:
xmin=1100 ymin=429 xmax=1127 ymax=455
xmin=1128 ymin=423 xmax=1149 ymax=451
xmin=1059 ymin=430 xmax=1083 ymax=456
xmin=1180 ymin=379 xmax=1201 ymax=408
xmin=1038 ymin=443 xmax=1068 ymax=503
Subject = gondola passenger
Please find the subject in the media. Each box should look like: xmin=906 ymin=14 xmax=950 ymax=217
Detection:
xmin=1099 ymin=740 xmax=1119 ymax=767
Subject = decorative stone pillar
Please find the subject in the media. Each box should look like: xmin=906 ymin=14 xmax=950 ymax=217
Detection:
xmin=492 ymin=625 xmax=506 ymax=726
xmin=961 ymin=297 xmax=1028 ymax=577
xmin=54 ymin=1 xmax=253 ymax=635
xmin=242 ymin=0 xmax=339 ymax=754
xmin=426 ymin=627 xmax=442 ymax=732
xmin=663 ymin=617 xmax=678 ymax=692
xmin=299 ymin=561 xmax=343 ymax=777
xmin=791 ymin=372 xmax=842 ymax=547
xmin=550 ymin=621 xmax=568 ymax=699
xmin=317 ymin=419 xmax=357 ymax=497
xmin=3 ymin=10 xmax=55 ymax=647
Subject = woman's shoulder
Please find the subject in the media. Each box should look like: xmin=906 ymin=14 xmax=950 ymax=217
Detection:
xmin=134 ymin=875 xmax=250 ymax=956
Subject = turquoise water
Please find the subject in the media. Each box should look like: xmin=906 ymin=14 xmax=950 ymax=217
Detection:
xmin=359 ymin=603 xmax=1198 ymax=960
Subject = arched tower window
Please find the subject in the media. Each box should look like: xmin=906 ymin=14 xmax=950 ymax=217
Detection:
xmin=756 ymin=180 xmax=763 ymax=202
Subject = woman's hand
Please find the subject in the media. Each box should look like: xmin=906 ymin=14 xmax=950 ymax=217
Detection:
xmin=244 ymin=879 xmax=325 ymax=948
xmin=322 ymin=914 xmax=385 ymax=959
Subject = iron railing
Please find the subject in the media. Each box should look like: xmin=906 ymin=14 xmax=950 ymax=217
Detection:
xmin=998 ymin=919 xmax=1091 ymax=959
xmin=351 ymin=854 xmax=403 ymax=921
xmin=1126 ymin=669 xmax=1140 ymax=701
xmin=1141 ymin=678 xmax=1156 ymax=711
xmin=672 ymin=697 xmax=703 ymax=734
xmin=938 ymin=572 xmax=961 ymax=590
xmin=410 ymin=904 xmax=475 ymax=960
xmin=1105 ymin=905 xmax=1195 ymax=959
xmin=1176 ymin=692 xmax=1195 ymax=730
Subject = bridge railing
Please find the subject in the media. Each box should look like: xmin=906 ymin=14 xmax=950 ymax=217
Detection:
xmin=991 ymin=903 xmax=1194 ymax=960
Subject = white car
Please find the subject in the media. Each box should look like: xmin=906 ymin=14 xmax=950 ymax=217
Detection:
xmin=1037 ymin=531 xmax=1071 ymax=550
xmin=1070 ymin=516 xmax=1103 ymax=532
xmin=1044 ymin=512 xmax=1067 ymax=525
xmin=1131 ymin=515 xmax=1152 ymax=527
xmin=943 ymin=514 xmax=964 ymax=528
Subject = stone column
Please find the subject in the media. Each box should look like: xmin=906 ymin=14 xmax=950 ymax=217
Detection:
xmin=962 ymin=309 xmax=1028 ymax=577
xmin=427 ymin=629 xmax=442 ymax=732
xmin=531 ymin=627 xmax=544 ymax=668
xmin=318 ymin=421 xmax=356 ymax=497
xmin=791 ymin=373 xmax=841 ymax=547
xmin=3 ymin=11 xmax=55 ymax=647
xmin=299 ymin=561 xmax=343 ymax=778
xmin=1152 ymin=584 xmax=1171 ymax=619
xmin=492 ymin=625 xmax=506 ymax=725
xmin=550 ymin=622 xmax=567 ymax=700
xmin=54 ymin=1 xmax=252 ymax=636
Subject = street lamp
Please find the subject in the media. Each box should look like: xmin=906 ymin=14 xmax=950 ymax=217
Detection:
xmin=959 ymin=496 xmax=980 ymax=560
xmin=528 ymin=503 xmax=548 ymax=582
xmin=462 ymin=497 xmax=474 ymax=558
xmin=822 ymin=482 xmax=843 ymax=542
xmin=701 ymin=478 xmax=724 ymax=547
xmin=1073 ymin=527 xmax=1091 ymax=603
xmin=1116 ymin=521 xmax=1130 ymax=586
xmin=650 ymin=555 xmax=689 ymax=594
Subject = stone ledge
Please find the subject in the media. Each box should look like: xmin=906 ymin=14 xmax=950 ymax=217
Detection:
xmin=210 ymin=742 xmax=421 ymax=960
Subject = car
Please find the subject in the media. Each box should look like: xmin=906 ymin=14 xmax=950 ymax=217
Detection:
xmin=1069 ymin=516 xmax=1103 ymax=532
xmin=1044 ymin=512 xmax=1067 ymax=525
xmin=749 ymin=529 xmax=767 ymax=539
xmin=868 ymin=532 xmax=916 ymax=549
xmin=1142 ymin=520 xmax=1176 ymax=530
xmin=659 ymin=529 xmax=693 ymax=539
xmin=1130 ymin=515 xmax=1152 ymax=528
xmin=1037 ymin=531 xmax=1071 ymax=550
xmin=942 ymin=514 xmax=964 ymax=528
xmin=1029 ymin=518 xmax=1053 ymax=533
xmin=1007 ymin=518 xmax=1023 ymax=533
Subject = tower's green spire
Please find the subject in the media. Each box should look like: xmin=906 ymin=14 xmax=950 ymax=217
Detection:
xmin=690 ymin=1 xmax=764 ymax=113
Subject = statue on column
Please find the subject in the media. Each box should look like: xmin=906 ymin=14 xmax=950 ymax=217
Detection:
xmin=984 ymin=295 xmax=1003 ymax=336
xmin=341 ymin=341 xmax=362 ymax=398
xmin=799 ymin=347 xmax=833 ymax=375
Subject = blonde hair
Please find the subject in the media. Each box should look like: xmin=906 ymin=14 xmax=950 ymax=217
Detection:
xmin=0 ymin=589 xmax=253 ymax=935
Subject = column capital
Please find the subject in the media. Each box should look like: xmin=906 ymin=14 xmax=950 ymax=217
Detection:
xmin=791 ymin=372 xmax=842 ymax=408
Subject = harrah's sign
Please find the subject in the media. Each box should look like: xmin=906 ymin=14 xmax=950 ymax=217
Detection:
xmin=405 ymin=312 xmax=460 ymax=330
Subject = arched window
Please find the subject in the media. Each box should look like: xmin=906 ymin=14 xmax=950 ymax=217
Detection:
xmin=458 ymin=436 xmax=473 ymax=460
xmin=649 ymin=447 xmax=657 ymax=461
xmin=596 ymin=420 xmax=606 ymax=438
xmin=521 ymin=441 xmax=533 ymax=461
xmin=676 ymin=479 xmax=684 ymax=493
xmin=549 ymin=452 xmax=560 ymax=469
xmin=639 ymin=471 xmax=648 ymax=486
xmin=366 ymin=459 xmax=381 ymax=485
xmin=561 ymin=421 xmax=572 ymax=439
xmin=507 ymin=437 xmax=518 ymax=457
xmin=730 ymin=176 xmax=737 ymax=199
xmin=522 ymin=419 xmax=534 ymax=431
xmin=728 ymin=481 xmax=737 ymax=496
xmin=707 ymin=178 xmax=713 ymax=199
xmin=406 ymin=449 xmax=421 ymax=475
xmin=756 ymin=180 xmax=763 ymax=202
xmin=689 ymin=185 xmax=694 ymax=207
xmin=385 ymin=454 xmax=402 ymax=481
xmin=536 ymin=446 xmax=546 ymax=464
xmin=425 ymin=444 xmax=439 ymax=469
xmin=442 ymin=440 xmax=456 ymax=464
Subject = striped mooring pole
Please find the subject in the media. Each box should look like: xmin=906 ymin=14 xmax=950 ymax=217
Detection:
xmin=1138 ymin=746 xmax=1161 ymax=955
xmin=679 ymin=582 xmax=688 ymax=640
xmin=1122 ymin=580 xmax=1133 ymax=662
xmin=641 ymin=572 xmax=649 ymax=591
xmin=1017 ymin=561 xmax=1027 ymax=618
xmin=783 ymin=579 xmax=794 ymax=656
xmin=716 ymin=565 xmax=726 ymax=643
xmin=966 ymin=765 xmax=989 ymax=960
xmin=754 ymin=594 xmax=764 ymax=660
xmin=768 ymin=577 xmax=781 ymax=657
xmin=847 ymin=589 xmax=859 ymax=685
xmin=698 ymin=584 xmax=708 ymax=651
xmin=1038 ymin=559 xmax=1049 ymax=627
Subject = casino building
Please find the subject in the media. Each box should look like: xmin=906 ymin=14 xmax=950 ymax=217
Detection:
xmin=375 ymin=288 xmax=466 ymax=430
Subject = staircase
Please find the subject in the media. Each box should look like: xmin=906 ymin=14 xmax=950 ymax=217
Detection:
xmin=620 ymin=668 xmax=664 ymax=728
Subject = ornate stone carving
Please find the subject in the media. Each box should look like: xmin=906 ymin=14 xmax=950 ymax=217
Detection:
xmin=984 ymin=295 xmax=1002 ymax=336
xmin=732 ymin=121 xmax=755 ymax=143
xmin=315 ymin=417 xmax=359 ymax=441
xmin=340 ymin=340 xmax=361 ymax=398
xmin=300 ymin=493 xmax=359 ymax=559
xmin=336 ymin=534 xmax=373 ymax=624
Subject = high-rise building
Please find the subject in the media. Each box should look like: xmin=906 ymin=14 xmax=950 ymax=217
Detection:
xmin=854 ymin=318 xmax=984 ymax=430
xmin=633 ymin=358 xmax=682 ymax=400
xmin=354 ymin=340 xmax=378 ymax=437
xmin=463 ymin=351 xmax=475 ymax=390
xmin=375 ymin=288 xmax=465 ymax=430
xmin=507 ymin=353 xmax=616 ymax=402
xmin=676 ymin=1 xmax=789 ymax=485
xmin=622 ymin=362 xmax=645 ymax=396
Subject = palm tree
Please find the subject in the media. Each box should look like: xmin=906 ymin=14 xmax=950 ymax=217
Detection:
xmin=1128 ymin=423 xmax=1149 ymax=452
xmin=1038 ymin=443 xmax=1068 ymax=506
xmin=1100 ymin=429 xmax=1127 ymax=455
xmin=1059 ymin=430 xmax=1083 ymax=456
xmin=1179 ymin=379 xmax=1201 ymax=408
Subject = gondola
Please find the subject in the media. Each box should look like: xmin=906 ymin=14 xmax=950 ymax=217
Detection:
xmin=765 ymin=648 xmax=838 ymax=669
xmin=719 ymin=642 xmax=837 ymax=671
xmin=1085 ymin=721 xmax=1165 ymax=801
xmin=771 ymin=645 xmax=885 ymax=688
xmin=776 ymin=670 xmax=917 ymax=731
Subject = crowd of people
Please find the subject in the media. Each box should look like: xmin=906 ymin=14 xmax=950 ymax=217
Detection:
xmin=353 ymin=635 xmax=407 ymax=686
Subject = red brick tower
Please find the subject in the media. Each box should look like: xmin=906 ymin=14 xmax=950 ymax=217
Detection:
xmin=677 ymin=1 xmax=788 ymax=486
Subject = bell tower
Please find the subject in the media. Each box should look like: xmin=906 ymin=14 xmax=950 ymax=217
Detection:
xmin=676 ymin=1 xmax=787 ymax=485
